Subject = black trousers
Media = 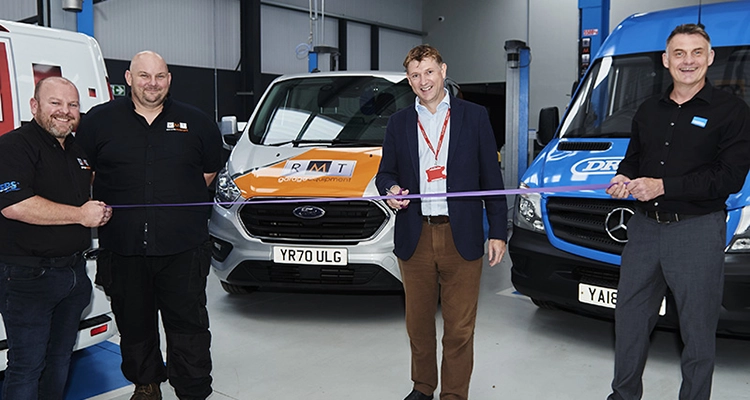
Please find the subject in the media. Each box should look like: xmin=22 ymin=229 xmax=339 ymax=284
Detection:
xmin=608 ymin=211 xmax=725 ymax=400
xmin=97 ymin=242 xmax=213 ymax=400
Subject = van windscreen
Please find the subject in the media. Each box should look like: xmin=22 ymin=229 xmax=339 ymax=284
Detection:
xmin=559 ymin=46 xmax=750 ymax=139
xmin=248 ymin=76 xmax=413 ymax=147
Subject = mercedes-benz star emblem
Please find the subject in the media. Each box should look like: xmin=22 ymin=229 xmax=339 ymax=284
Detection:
xmin=292 ymin=205 xmax=326 ymax=219
xmin=605 ymin=207 xmax=635 ymax=243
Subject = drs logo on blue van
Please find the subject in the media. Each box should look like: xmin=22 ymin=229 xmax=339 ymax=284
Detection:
xmin=571 ymin=157 xmax=620 ymax=179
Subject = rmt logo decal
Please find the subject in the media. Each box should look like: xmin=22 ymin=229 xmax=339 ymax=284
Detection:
xmin=278 ymin=159 xmax=357 ymax=183
xmin=281 ymin=160 xmax=356 ymax=177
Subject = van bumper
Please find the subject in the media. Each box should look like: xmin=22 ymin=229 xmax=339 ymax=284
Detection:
xmin=208 ymin=203 xmax=403 ymax=293
xmin=509 ymin=226 xmax=750 ymax=337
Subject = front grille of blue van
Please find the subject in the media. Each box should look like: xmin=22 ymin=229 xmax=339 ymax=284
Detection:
xmin=239 ymin=199 xmax=388 ymax=242
xmin=546 ymin=197 xmax=636 ymax=255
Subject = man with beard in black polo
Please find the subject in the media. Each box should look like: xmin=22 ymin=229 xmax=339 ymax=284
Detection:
xmin=0 ymin=76 xmax=111 ymax=400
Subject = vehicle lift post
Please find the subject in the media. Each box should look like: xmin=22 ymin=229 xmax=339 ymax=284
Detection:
xmin=578 ymin=0 xmax=610 ymax=78
xmin=75 ymin=0 xmax=94 ymax=37
xmin=503 ymin=40 xmax=530 ymax=192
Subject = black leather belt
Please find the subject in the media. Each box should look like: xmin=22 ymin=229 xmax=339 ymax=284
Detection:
xmin=423 ymin=215 xmax=450 ymax=225
xmin=0 ymin=252 xmax=83 ymax=268
xmin=642 ymin=210 xmax=699 ymax=224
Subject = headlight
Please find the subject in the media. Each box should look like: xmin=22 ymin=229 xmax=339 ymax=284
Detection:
xmin=514 ymin=182 xmax=545 ymax=232
xmin=215 ymin=168 xmax=242 ymax=208
xmin=727 ymin=206 xmax=750 ymax=253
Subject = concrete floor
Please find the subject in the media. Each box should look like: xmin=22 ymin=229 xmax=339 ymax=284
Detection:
xmin=92 ymin=252 xmax=750 ymax=400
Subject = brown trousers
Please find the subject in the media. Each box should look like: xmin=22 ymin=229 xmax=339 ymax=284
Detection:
xmin=399 ymin=221 xmax=483 ymax=400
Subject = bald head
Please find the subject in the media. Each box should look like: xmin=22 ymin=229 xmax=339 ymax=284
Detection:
xmin=126 ymin=50 xmax=171 ymax=111
xmin=33 ymin=76 xmax=77 ymax=102
xmin=129 ymin=50 xmax=167 ymax=71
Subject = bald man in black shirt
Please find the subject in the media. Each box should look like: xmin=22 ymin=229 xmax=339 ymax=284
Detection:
xmin=76 ymin=51 xmax=222 ymax=400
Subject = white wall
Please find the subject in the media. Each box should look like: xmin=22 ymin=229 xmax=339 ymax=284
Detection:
xmin=89 ymin=0 xmax=420 ymax=74
xmin=269 ymin=0 xmax=423 ymax=31
xmin=423 ymin=0 xmax=529 ymax=85
xmin=0 ymin=0 xmax=77 ymax=31
xmin=92 ymin=0 xmax=240 ymax=70
xmin=260 ymin=0 xmax=423 ymax=74
xmin=424 ymin=0 xmax=736 ymax=129
xmin=260 ymin=4 xmax=338 ymax=74
xmin=347 ymin=21 xmax=372 ymax=71
xmin=0 ymin=0 xmax=39 ymax=22
xmin=380 ymin=29 xmax=423 ymax=72
xmin=1 ymin=0 xmax=421 ymax=74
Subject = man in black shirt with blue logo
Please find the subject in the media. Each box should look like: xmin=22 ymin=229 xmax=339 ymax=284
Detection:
xmin=606 ymin=24 xmax=750 ymax=400
xmin=0 ymin=77 xmax=111 ymax=399
xmin=76 ymin=51 xmax=223 ymax=400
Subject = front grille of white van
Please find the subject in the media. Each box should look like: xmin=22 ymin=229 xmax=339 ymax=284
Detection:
xmin=238 ymin=199 xmax=388 ymax=242
xmin=546 ymin=197 xmax=635 ymax=255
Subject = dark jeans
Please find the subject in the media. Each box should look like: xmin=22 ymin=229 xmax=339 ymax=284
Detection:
xmin=0 ymin=257 xmax=92 ymax=400
xmin=97 ymin=242 xmax=213 ymax=400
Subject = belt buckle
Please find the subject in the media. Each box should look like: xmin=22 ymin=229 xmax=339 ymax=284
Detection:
xmin=655 ymin=212 xmax=678 ymax=224
xmin=425 ymin=215 xmax=444 ymax=225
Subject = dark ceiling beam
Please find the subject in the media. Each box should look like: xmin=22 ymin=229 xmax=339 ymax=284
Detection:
xmin=240 ymin=0 xmax=262 ymax=112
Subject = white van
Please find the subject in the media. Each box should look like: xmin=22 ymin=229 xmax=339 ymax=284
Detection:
xmin=0 ymin=20 xmax=116 ymax=368
xmin=210 ymin=71 xmax=417 ymax=293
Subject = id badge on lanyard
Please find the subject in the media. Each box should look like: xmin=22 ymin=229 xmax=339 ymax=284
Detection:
xmin=418 ymin=108 xmax=450 ymax=183
xmin=426 ymin=165 xmax=447 ymax=182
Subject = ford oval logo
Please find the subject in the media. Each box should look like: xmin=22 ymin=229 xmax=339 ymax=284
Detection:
xmin=292 ymin=205 xmax=326 ymax=219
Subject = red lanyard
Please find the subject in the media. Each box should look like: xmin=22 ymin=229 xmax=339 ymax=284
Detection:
xmin=417 ymin=108 xmax=451 ymax=162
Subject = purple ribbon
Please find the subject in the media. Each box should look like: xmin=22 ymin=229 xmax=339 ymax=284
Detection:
xmin=108 ymin=183 xmax=611 ymax=209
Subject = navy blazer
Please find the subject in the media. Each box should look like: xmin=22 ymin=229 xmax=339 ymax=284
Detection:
xmin=376 ymin=96 xmax=507 ymax=261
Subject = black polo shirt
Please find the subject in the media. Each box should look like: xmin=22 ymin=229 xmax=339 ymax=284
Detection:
xmin=617 ymin=81 xmax=750 ymax=214
xmin=0 ymin=120 xmax=92 ymax=257
xmin=76 ymin=96 xmax=223 ymax=256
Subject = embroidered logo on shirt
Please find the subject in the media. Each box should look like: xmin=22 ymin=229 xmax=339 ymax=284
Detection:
xmin=166 ymin=122 xmax=189 ymax=132
xmin=691 ymin=116 xmax=708 ymax=128
xmin=0 ymin=181 xmax=20 ymax=193
xmin=77 ymin=158 xmax=91 ymax=170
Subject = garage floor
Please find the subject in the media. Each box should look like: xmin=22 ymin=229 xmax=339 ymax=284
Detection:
xmin=88 ymin=252 xmax=750 ymax=400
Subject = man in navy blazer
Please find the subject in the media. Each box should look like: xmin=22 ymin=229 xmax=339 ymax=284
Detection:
xmin=376 ymin=45 xmax=507 ymax=400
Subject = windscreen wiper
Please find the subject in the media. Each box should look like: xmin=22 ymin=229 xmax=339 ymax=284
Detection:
xmin=331 ymin=138 xmax=383 ymax=147
xmin=266 ymin=139 xmax=335 ymax=147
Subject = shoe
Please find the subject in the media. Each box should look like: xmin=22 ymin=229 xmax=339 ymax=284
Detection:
xmin=130 ymin=383 xmax=162 ymax=400
xmin=404 ymin=389 xmax=433 ymax=400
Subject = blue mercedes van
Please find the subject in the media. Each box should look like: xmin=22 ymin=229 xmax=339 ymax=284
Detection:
xmin=509 ymin=1 xmax=750 ymax=336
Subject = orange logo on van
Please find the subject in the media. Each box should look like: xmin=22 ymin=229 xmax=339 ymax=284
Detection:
xmin=234 ymin=148 xmax=382 ymax=198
